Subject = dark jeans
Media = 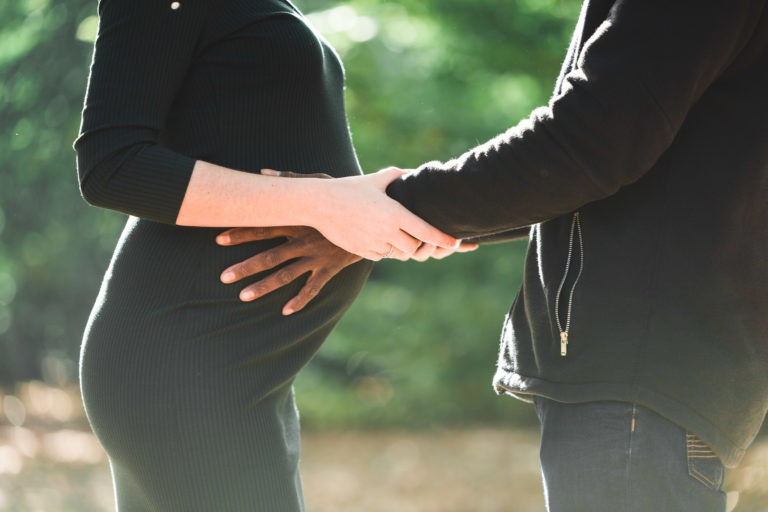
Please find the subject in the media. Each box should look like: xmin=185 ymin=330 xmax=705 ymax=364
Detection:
xmin=533 ymin=397 xmax=727 ymax=512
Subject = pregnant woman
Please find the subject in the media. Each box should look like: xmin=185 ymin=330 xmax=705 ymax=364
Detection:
xmin=74 ymin=1 xmax=455 ymax=510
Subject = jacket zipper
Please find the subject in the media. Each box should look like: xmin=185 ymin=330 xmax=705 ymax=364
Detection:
xmin=554 ymin=212 xmax=584 ymax=357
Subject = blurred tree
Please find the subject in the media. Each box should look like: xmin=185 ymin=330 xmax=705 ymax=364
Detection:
xmin=0 ymin=0 xmax=579 ymax=426
xmin=292 ymin=0 xmax=580 ymax=427
xmin=0 ymin=0 xmax=122 ymax=385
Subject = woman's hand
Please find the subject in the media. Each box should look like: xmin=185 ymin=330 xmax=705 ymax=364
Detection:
xmin=264 ymin=167 xmax=460 ymax=261
xmin=410 ymin=241 xmax=479 ymax=262
xmin=216 ymin=226 xmax=362 ymax=315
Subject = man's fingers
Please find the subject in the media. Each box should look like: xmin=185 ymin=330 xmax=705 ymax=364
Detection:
xmin=238 ymin=262 xmax=310 ymax=302
xmin=217 ymin=226 xmax=285 ymax=246
xmin=217 ymin=226 xmax=315 ymax=246
xmin=217 ymin=227 xmax=263 ymax=246
xmin=221 ymin=247 xmax=298 ymax=283
xmin=260 ymin=169 xmax=284 ymax=177
xmin=261 ymin=169 xmax=333 ymax=179
xmin=282 ymin=270 xmax=333 ymax=315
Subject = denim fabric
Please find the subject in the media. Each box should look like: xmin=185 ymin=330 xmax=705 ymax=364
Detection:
xmin=533 ymin=398 xmax=727 ymax=512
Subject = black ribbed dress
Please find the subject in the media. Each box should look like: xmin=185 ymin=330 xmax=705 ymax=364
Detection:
xmin=74 ymin=1 xmax=372 ymax=510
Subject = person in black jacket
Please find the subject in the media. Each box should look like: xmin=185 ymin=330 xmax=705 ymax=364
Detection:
xmin=222 ymin=0 xmax=768 ymax=510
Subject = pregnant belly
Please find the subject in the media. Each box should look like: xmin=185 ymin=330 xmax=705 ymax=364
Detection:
xmin=104 ymin=217 xmax=371 ymax=310
xmin=83 ymin=217 xmax=372 ymax=402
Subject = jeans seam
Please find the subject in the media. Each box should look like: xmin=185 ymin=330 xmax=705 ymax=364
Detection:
xmin=685 ymin=432 xmax=723 ymax=491
xmin=689 ymin=467 xmax=717 ymax=488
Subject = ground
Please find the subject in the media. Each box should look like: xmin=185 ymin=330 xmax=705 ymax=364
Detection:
xmin=1 ymin=382 xmax=766 ymax=511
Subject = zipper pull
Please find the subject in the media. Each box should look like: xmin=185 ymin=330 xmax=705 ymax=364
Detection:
xmin=560 ymin=332 xmax=568 ymax=357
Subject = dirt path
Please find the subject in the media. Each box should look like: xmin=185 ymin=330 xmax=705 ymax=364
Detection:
xmin=1 ymin=382 xmax=767 ymax=511
xmin=301 ymin=429 xmax=544 ymax=512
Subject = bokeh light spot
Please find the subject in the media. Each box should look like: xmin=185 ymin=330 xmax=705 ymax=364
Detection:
xmin=0 ymin=446 xmax=23 ymax=475
xmin=0 ymin=272 xmax=16 ymax=306
xmin=76 ymin=15 xmax=99 ymax=43
xmin=3 ymin=395 xmax=26 ymax=427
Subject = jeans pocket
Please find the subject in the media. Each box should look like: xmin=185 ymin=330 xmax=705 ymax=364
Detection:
xmin=686 ymin=432 xmax=724 ymax=491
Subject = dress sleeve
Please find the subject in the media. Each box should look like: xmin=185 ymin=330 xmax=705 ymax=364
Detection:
xmin=74 ymin=0 xmax=209 ymax=223
xmin=386 ymin=0 xmax=763 ymax=239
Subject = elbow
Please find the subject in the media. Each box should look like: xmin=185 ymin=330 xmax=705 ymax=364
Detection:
xmin=76 ymin=150 xmax=104 ymax=209
xmin=74 ymin=139 xmax=143 ymax=212
xmin=76 ymin=150 xmax=120 ymax=212
xmin=75 ymin=137 xmax=104 ymax=208
xmin=79 ymin=173 xmax=107 ymax=210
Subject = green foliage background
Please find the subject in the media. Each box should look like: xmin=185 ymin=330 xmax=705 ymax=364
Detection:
xmin=0 ymin=0 xmax=579 ymax=427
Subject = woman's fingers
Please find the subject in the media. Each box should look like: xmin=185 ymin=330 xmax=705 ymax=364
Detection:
xmin=430 ymin=241 xmax=480 ymax=260
xmin=382 ymin=246 xmax=410 ymax=261
xmin=390 ymin=230 xmax=425 ymax=257
xmin=371 ymin=168 xmax=458 ymax=248
xmin=370 ymin=166 xmax=410 ymax=185
xmin=336 ymin=211 xmax=456 ymax=260
xmin=408 ymin=241 xmax=479 ymax=262
xmin=398 ymin=212 xmax=458 ymax=250
xmin=412 ymin=243 xmax=438 ymax=262
xmin=456 ymin=241 xmax=480 ymax=252
xmin=429 ymin=247 xmax=460 ymax=260
xmin=367 ymin=232 xmax=425 ymax=261
xmin=306 ymin=170 xmax=457 ymax=258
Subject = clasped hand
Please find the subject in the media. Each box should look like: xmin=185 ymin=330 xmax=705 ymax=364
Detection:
xmin=216 ymin=168 xmax=477 ymax=315
xmin=287 ymin=167 xmax=459 ymax=261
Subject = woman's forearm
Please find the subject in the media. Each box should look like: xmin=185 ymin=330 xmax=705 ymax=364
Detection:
xmin=176 ymin=161 xmax=458 ymax=260
xmin=176 ymin=160 xmax=319 ymax=228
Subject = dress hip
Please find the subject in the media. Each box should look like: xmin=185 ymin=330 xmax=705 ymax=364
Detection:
xmin=80 ymin=217 xmax=371 ymax=511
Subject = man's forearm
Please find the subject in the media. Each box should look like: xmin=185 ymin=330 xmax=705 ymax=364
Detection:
xmin=387 ymin=0 xmax=757 ymax=239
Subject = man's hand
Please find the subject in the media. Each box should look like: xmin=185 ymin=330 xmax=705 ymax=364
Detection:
xmin=216 ymin=226 xmax=362 ymax=316
xmin=216 ymin=225 xmax=478 ymax=315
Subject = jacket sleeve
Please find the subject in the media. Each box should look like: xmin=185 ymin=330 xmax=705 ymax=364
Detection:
xmin=386 ymin=0 xmax=762 ymax=239
xmin=74 ymin=0 xmax=209 ymax=223
xmin=464 ymin=227 xmax=531 ymax=245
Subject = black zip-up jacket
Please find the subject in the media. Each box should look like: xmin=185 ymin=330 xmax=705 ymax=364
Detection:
xmin=387 ymin=0 xmax=768 ymax=467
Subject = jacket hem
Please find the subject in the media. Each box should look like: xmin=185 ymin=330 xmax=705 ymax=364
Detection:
xmin=493 ymin=369 xmax=748 ymax=468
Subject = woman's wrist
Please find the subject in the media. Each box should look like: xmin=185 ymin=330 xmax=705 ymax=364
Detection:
xmin=292 ymin=175 xmax=340 ymax=230
xmin=178 ymin=160 xmax=331 ymax=228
